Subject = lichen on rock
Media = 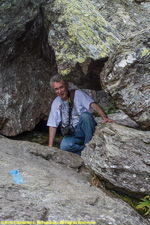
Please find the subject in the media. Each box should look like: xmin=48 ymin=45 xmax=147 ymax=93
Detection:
xmin=100 ymin=28 xmax=150 ymax=130
xmin=44 ymin=0 xmax=120 ymax=75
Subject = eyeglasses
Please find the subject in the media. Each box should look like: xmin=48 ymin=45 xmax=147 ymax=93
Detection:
xmin=54 ymin=85 xmax=65 ymax=93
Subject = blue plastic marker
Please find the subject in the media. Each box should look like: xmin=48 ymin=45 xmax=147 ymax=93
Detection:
xmin=9 ymin=170 xmax=24 ymax=184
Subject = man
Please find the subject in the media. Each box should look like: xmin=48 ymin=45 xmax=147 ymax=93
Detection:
xmin=47 ymin=74 xmax=115 ymax=155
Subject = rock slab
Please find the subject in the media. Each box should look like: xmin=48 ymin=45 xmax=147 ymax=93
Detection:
xmin=82 ymin=122 xmax=150 ymax=197
xmin=0 ymin=135 xmax=149 ymax=224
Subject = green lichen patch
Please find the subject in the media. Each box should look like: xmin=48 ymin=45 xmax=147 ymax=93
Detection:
xmin=48 ymin=0 xmax=120 ymax=75
xmin=141 ymin=47 xmax=149 ymax=57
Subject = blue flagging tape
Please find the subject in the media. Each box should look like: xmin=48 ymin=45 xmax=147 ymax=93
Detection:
xmin=9 ymin=170 xmax=24 ymax=184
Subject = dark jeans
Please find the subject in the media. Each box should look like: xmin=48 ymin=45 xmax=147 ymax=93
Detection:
xmin=60 ymin=112 xmax=97 ymax=155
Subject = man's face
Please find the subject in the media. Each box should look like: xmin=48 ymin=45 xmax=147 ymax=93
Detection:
xmin=53 ymin=80 xmax=68 ymax=101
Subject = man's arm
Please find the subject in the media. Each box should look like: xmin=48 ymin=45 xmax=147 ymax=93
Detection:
xmin=90 ymin=102 xmax=115 ymax=123
xmin=48 ymin=127 xmax=57 ymax=147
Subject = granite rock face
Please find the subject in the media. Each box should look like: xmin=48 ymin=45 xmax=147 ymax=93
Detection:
xmin=100 ymin=28 xmax=150 ymax=130
xmin=91 ymin=0 xmax=150 ymax=38
xmin=0 ymin=135 xmax=149 ymax=224
xmin=82 ymin=123 xmax=150 ymax=197
xmin=42 ymin=0 xmax=120 ymax=81
xmin=0 ymin=0 xmax=56 ymax=136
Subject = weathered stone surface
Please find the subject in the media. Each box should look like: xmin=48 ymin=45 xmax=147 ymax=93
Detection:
xmin=1 ymin=0 xmax=150 ymax=136
xmin=41 ymin=0 xmax=150 ymax=83
xmin=91 ymin=0 xmax=150 ymax=37
xmin=95 ymin=111 xmax=142 ymax=129
xmin=0 ymin=0 xmax=56 ymax=136
xmin=96 ymin=90 xmax=112 ymax=108
xmin=0 ymin=135 xmax=149 ymax=224
xmin=42 ymin=0 xmax=120 ymax=77
xmin=82 ymin=123 xmax=150 ymax=197
xmin=100 ymin=28 xmax=150 ymax=130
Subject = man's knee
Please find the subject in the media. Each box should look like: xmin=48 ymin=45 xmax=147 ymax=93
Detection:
xmin=60 ymin=138 xmax=73 ymax=151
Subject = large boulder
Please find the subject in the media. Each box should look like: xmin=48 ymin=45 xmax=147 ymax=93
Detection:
xmin=42 ymin=0 xmax=120 ymax=80
xmin=91 ymin=0 xmax=150 ymax=37
xmin=42 ymin=0 xmax=150 ymax=84
xmin=0 ymin=135 xmax=149 ymax=224
xmin=100 ymin=28 xmax=150 ymax=130
xmin=0 ymin=0 xmax=56 ymax=136
xmin=82 ymin=122 xmax=150 ymax=197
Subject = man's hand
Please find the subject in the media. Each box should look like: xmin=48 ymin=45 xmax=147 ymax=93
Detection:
xmin=102 ymin=118 xmax=116 ymax=123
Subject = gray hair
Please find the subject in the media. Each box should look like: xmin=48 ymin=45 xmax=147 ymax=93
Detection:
xmin=50 ymin=74 xmax=67 ymax=92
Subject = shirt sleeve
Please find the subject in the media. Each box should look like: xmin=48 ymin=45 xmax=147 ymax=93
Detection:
xmin=74 ymin=90 xmax=95 ymax=112
xmin=47 ymin=97 xmax=61 ymax=127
